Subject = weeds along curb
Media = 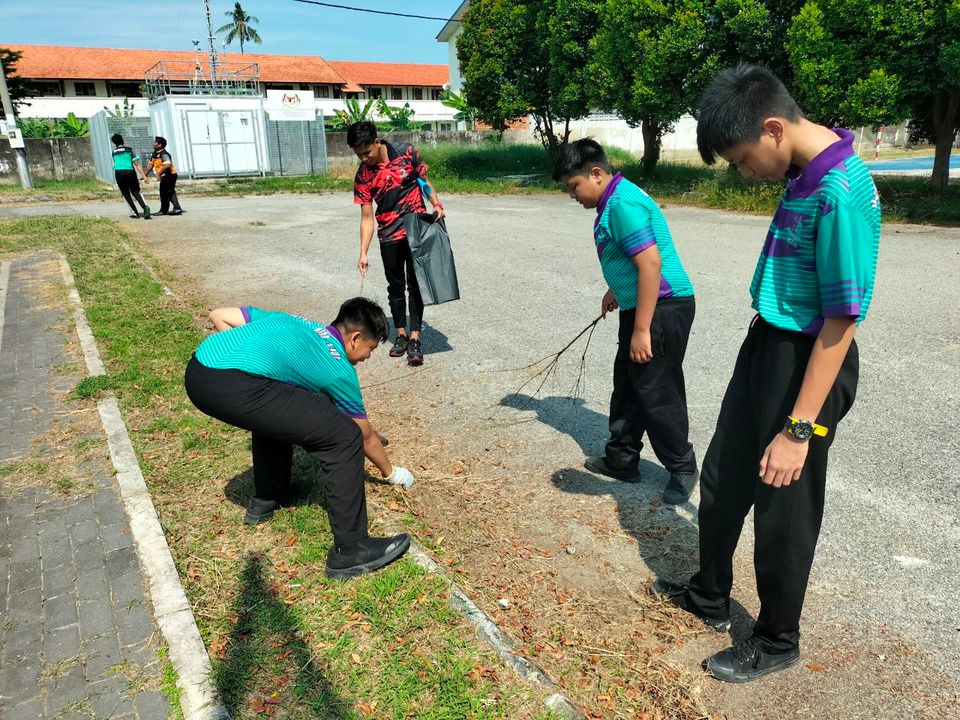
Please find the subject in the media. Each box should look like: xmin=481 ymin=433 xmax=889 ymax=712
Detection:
xmin=58 ymin=253 xmax=228 ymax=720
xmin=64 ymin=230 xmax=582 ymax=717
xmin=374 ymin=504 xmax=587 ymax=720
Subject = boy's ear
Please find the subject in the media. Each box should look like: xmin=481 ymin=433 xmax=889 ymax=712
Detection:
xmin=761 ymin=117 xmax=786 ymax=143
xmin=589 ymin=166 xmax=606 ymax=181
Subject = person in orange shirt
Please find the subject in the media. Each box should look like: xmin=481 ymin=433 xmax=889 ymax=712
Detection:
xmin=146 ymin=136 xmax=184 ymax=216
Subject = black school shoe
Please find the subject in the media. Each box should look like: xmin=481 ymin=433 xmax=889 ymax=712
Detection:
xmin=651 ymin=579 xmax=732 ymax=632
xmin=406 ymin=337 xmax=423 ymax=366
xmin=584 ymin=455 xmax=641 ymax=483
xmin=325 ymin=533 xmax=411 ymax=579
xmin=707 ymin=636 xmax=800 ymax=683
xmin=243 ymin=479 xmax=314 ymax=525
xmin=662 ymin=469 xmax=699 ymax=505
xmin=388 ymin=334 xmax=409 ymax=358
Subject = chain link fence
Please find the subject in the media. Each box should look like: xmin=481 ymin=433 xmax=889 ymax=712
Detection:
xmin=89 ymin=112 xmax=155 ymax=182
xmin=264 ymin=114 xmax=328 ymax=176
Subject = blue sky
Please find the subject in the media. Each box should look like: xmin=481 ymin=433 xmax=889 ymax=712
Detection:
xmin=3 ymin=1 xmax=463 ymax=64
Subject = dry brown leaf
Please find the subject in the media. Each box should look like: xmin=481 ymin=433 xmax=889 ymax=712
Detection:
xmin=286 ymin=533 xmax=297 ymax=546
xmin=806 ymin=663 xmax=826 ymax=672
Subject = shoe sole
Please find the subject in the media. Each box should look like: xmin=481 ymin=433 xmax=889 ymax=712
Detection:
xmin=583 ymin=459 xmax=641 ymax=483
xmin=244 ymin=508 xmax=275 ymax=525
xmin=408 ymin=357 xmax=423 ymax=366
xmin=325 ymin=535 xmax=411 ymax=580
xmin=708 ymin=652 xmax=800 ymax=683
xmin=662 ymin=490 xmax=693 ymax=506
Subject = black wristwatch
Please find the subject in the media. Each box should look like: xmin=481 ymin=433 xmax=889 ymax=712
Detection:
xmin=783 ymin=416 xmax=828 ymax=441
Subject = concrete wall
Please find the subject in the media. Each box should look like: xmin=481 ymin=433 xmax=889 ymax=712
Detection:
xmin=325 ymin=129 xmax=502 ymax=169
xmin=0 ymin=137 xmax=96 ymax=183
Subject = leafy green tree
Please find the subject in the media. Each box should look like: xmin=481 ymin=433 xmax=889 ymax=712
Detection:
xmin=330 ymin=97 xmax=375 ymax=130
xmin=18 ymin=113 xmax=89 ymax=138
xmin=591 ymin=0 xmax=771 ymax=174
xmin=457 ymin=0 xmax=602 ymax=158
xmin=217 ymin=2 xmax=263 ymax=54
xmin=0 ymin=48 xmax=38 ymax=117
xmin=375 ymin=99 xmax=424 ymax=131
xmin=440 ymin=89 xmax=474 ymax=128
xmin=787 ymin=0 xmax=959 ymax=191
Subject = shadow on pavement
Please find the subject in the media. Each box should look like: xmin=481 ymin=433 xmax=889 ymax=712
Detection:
xmin=551 ymin=468 xmax=755 ymax=641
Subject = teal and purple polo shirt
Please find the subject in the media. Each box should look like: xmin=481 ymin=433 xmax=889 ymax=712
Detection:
xmin=194 ymin=306 xmax=367 ymax=419
xmin=594 ymin=174 xmax=694 ymax=311
xmin=751 ymin=128 xmax=881 ymax=335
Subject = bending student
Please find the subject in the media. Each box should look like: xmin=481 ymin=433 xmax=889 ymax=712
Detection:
xmin=184 ymin=297 xmax=414 ymax=580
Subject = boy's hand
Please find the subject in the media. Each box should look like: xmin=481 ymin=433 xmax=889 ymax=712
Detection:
xmin=630 ymin=329 xmax=653 ymax=363
xmin=601 ymin=289 xmax=618 ymax=319
xmin=432 ymin=202 xmax=445 ymax=220
xmin=759 ymin=431 xmax=808 ymax=488
xmin=358 ymin=253 xmax=368 ymax=275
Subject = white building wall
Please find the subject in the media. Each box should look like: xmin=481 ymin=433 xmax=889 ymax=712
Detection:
xmin=447 ymin=26 xmax=463 ymax=93
xmin=566 ymin=114 xmax=699 ymax=155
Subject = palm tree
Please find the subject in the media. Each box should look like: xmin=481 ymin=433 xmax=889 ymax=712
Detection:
xmin=216 ymin=3 xmax=262 ymax=54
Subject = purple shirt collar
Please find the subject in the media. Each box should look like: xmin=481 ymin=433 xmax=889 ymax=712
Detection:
xmin=595 ymin=172 xmax=624 ymax=225
xmin=785 ymin=128 xmax=855 ymax=195
xmin=326 ymin=325 xmax=344 ymax=348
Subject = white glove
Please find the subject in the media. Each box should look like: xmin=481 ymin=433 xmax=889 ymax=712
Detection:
xmin=386 ymin=466 xmax=415 ymax=489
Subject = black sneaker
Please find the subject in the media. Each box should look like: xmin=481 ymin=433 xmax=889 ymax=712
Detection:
xmin=707 ymin=636 xmax=800 ymax=683
xmin=651 ymin=579 xmax=731 ymax=632
xmin=583 ymin=455 xmax=641 ymax=483
xmin=388 ymin=334 xmax=409 ymax=358
xmin=663 ymin=469 xmax=699 ymax=505
xmin=244 ymin=497 xmax=280 ymax=525
xmin=407 ymin=337 xmax=423 ymax=366
xmin=170 ymin=209 xmax=184 ymax=216
xmin=325 ymin=534 xmax=411 ymax=580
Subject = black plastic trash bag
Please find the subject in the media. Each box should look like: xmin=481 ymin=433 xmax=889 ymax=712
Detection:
xmin=403 ymin=212 xmax=461 ymax=306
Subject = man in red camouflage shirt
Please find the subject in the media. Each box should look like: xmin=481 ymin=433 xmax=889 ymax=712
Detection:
xmin=350 ymin=121 xmax=444 ymax=366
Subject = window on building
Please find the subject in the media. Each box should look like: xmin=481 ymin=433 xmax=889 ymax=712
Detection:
xmin=412 ymin=87 xmax=423 ymax=101
xmin=391 ymin=87 xmax=403 ymax=101
xmin=440 ymin=123 xmax=453 ymax=132
xmin=30 ymin=80 xmax=62 ymax=97
xmin=316 ymin=85 xmax=330 ymax=98
xmin=73 ymin=81 xmax=98 ymax=97
xmin=333 ymin=86 xmax=343 ymax=98
xmin=269 ymin=84 xmax=295 ymax=90
xmin=108 ymin=81 xmax=142 ymax=98
xmin=431 ymin=88 xmax=443 ymax=100
xmin=368 ymin=87 xmax=383 ymax=99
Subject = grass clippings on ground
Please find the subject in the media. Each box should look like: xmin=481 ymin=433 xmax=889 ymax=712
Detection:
xmin=0 ymin=216 xmax=555 ymax=719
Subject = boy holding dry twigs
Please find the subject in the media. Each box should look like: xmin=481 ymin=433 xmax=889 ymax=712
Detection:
xmin=554 ymin=139 xmax=698 ymax=505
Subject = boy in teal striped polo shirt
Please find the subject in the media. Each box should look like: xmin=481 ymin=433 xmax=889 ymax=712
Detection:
xmin=654 ymin=65 xmax=880 ymax=683
xmin=185 ymin=297 xmax=413 ymax=580
xmin=553 ymin=139 xmax=698 ymax=505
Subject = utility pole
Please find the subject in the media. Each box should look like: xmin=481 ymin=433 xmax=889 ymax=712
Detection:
xmin=204 ymin=0 xmax=219 ymax=91
xmin=0 ymin=58 xmax=33 ymax=188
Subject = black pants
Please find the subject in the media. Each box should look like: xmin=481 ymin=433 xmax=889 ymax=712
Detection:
xmin=605 ymin=297 xmax=697 ymax=474
xmin=159 ymin=173 xmax=182 ymax=213
xmin=115 ymin=170 xmax=147 ymax=214
xmin=381 ymin=238 xmax=423 ymax=333
xmin=688 ymin=315 xmax=858 ymax=653
xmin=184 ymin=356 xmax=368 ymax=545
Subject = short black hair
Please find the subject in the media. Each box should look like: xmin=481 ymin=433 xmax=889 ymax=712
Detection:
xmin=154 ymin=136 xmax=168 ymax=148
xmin=332 ymin=297 xmax=389 ymax=343
xmin=347 ymin=121 xmax=377 ymax=149
xmin=552 ymin=138 xmax=611 ymax=181
xmin=110 ymin=133 xmax=124 ymax=146
xmin=696 ymin=64 xmax=803 ymax=165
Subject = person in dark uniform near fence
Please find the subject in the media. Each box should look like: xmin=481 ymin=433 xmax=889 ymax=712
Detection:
xmin=349 ymin=121 xmax=445 ymax=367
xmin=110 ymin=134 xmax=151 ymax=219
xmin=147 ymin=136 xmax=184 ymax=216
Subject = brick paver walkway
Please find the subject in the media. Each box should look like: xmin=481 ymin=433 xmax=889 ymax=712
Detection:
xmin=0 ymin=253 xmax=172 ymax=719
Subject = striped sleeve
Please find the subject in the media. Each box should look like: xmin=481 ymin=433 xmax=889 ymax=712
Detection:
xmin=609 ymin=199 xmax=657 ymax=257
xmin=326 ymin=372 xmax=367 ymax=419
xmin=242 ymin=306 xmax=275 ymax=323
xmin=354 ymin=168 xmax=372 ymax=206
xmin=816 ymin=195 xmax=876 ymax=321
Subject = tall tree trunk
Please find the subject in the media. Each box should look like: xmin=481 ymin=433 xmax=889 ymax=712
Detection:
xmin=641 ymin=117 xmax=662 ymax=175
xmin=239 ymin=35 xmax=244 ymax=54
xmin=930 ymin=89 xmax=959 ymax=193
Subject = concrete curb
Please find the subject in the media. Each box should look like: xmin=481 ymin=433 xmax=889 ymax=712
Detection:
xmin=58 ymin=254 xmax=227 ymax=720
xmin=382 ymin=513 xmax=585 ymax=720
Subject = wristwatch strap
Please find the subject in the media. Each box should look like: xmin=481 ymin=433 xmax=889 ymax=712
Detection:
xmin=787 ymin=416 xmax=829 ymax=437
